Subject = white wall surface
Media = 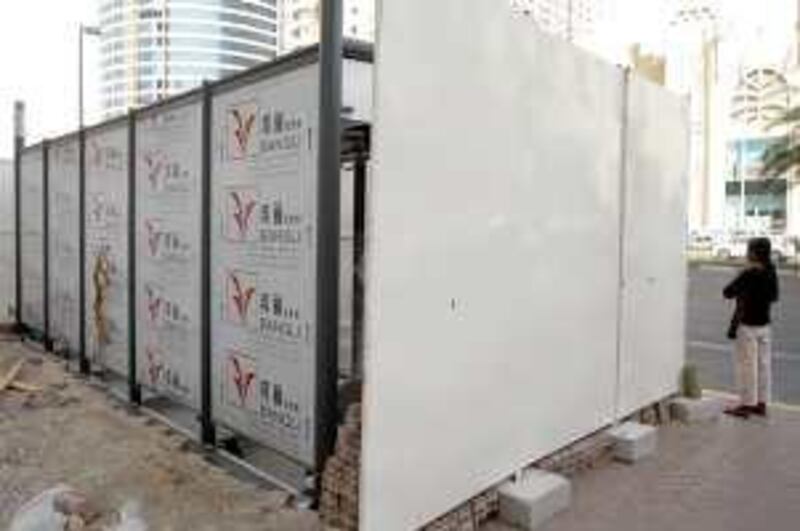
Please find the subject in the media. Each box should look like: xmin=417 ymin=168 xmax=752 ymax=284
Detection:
xmin=0 ymin=159 xmax=15 ymax=321
xmin=210 ymin=65 xmax=320 ymax=466
xmin=136 ymin=101 xmax=203 ymax=408
xmin=617 ymin=76 xmax=689 ymax=416
xmin=20 ymin=147 xmax=45 ymax=331
xmin=85 ymin=123 xmax=130 ymax=376
xmin=48 ymin=136 xmax=81 ymax=352
xmin=361 ymin=2 xmax=626 ymax=528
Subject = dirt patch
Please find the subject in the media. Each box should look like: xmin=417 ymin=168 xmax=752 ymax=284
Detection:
xmin=0 ymin=339 xmax=320 ymax=530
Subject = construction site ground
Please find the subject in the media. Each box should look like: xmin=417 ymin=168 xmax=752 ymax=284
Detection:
xmin=0 ymin=336 xmax=320 ymax=530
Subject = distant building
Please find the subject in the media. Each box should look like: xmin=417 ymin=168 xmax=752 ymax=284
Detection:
xmin=663 ymin=0 xmax=726 ymax=233
xmin=725 ymin=67 xmax=797 ymax=233
xmin=661 ymin=0 xmax=800 ymax=236
xmin=281 ymin=0 xmax=374 ymax=53
xmin=630 ymin=44 xmax=666 ymax=85
xmin=510 ymin=0 xmax=606 ymax=49
xmin=99 ymin=0 xmax=281 ymax=117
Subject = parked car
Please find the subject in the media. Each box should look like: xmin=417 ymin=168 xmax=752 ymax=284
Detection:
xmin=712 ymin=232 xmax=793 ymax=263
xmin=768 ymin=234 xmax=795 ymax=263
xmin=712 ymin=235 xmax=747 ymax=260
xmin=688 ymin=232 xmax=715 ymax=253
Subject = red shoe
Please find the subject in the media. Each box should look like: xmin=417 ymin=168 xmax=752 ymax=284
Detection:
xmin=724 ymin=405 xmax=751 ymax=419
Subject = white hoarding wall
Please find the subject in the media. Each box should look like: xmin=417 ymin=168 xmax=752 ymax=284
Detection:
xmin=48 ymin=136 xmax=81 ymax=352
xmin=362 ymin=2 xmax=625 ymax=528
xmin=85 ymin=124 xmax=129 ymax=376
xmin=135 ymin=101 xmax=203 ymax=408
xmin=0 ymin=160 xmax=15 ymax=320
xmin=617 ymin=77 xmax=689 ymax=416
xmin=211 ymin=65 xmax=320 ymax=466
xmin=20 ymin=147 xmax=45 ymax=331
xmin=362 ymin=2 xmax=685 ymax=529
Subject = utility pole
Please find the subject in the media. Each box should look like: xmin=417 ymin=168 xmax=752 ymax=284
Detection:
xmin=79 ymin=24 xmax=101 ymax=128
xmin=567 ymin=0 xmax=574 ymax=42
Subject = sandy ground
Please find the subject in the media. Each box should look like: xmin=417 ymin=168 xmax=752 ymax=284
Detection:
xmin=0 ymin=337 xmax=321 ymax=530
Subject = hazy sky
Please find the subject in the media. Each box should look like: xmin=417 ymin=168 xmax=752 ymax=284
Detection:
xmin=0 ymin=0 xmax=98 ymax=159
xmin=0 ymin=0 xmax=796 ymax=160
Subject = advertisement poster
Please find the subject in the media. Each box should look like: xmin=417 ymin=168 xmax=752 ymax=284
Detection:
xmin=135 ymin=101 xmax=202 ymax=408
xmin=211 ymin=65 xmax=319 ymax=465
xmin=85 ymin=124 xmax=129 ymax=376
xmin=20 ymin=147 xmax=44 ymax=331
xmin=48 ymin=137 xmax=81 ymax=352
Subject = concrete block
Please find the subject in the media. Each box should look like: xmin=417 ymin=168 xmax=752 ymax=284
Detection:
xmin=498 ymin=470 xmax=571 ymax=530
xmin=608 ymin=422 xmax=657 ymax=463
xmin=670 ymin=396 xmax=724 ymax=424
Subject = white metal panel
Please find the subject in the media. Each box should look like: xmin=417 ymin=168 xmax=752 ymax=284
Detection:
xmin=136 ymin=101 xmax=203 ymax=408
xmin=20 ymin=147 xmax=45 ymax=331
xmin=617 ymin=76 xmax=689 ymax=417
xmin=48 ymin=137 xmax=81 ymax=352
xmin=0 ymin=160 xmax=16 ymax=320
xmin=210 ymin=65 xmax=320 ymax=466
xmin=361 ymin=2 xmax=624 ymax=528
xmin=343 ymin=59 xmax=373 ymax=123
xmin=85 ymin=124 xmax=129 ymax=377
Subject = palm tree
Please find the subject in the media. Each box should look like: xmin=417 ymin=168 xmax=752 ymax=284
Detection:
xmin=761 ymin=107 xmax=800 ymax=257
xmin=761 ymin=106 xmax=800 ymax=179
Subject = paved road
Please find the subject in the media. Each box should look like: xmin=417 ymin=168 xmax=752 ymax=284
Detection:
xmin=687 ymin=265 xmax=800 ymax=405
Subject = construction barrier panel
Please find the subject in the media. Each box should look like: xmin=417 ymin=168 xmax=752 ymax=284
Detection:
xmin=47 ymin=135 xmax=82 ymax=354
xmin=84 ymin=121 xmax=130 ymax=377
xmin=210 ymin=59 xmax=322 ymax=467
xmin=360 ymin=2 xmax=689 ymax=529
xmin=617 ymin=76 xmax=690 ymax=416
xmin=135 ymin=96 xmax=204 ymax=409
xmin=0 ymin=159 xmax=15 ymax=321
xmin=19 ymin=145 xmax=45 ymax=334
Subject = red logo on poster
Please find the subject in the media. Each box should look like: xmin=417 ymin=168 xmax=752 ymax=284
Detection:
xmin=230 ymin=108 xmax=256 ymax=158
xmin=146 ymin=345 xmax=163 ymax=385
xmin=227 ymin=272 xmax=255 ymax=324
xmin=144 ymin=220 xmax=162 ymax=257
xmin=146 ymin=287 xmax=162 ymax=324
xmin=229 ymin=190 xmax=256 ymax=240
xmin=229 ymin=355 xmax=255 ymax=407
xmin=143 ymin=151 xmax=164 ymax=190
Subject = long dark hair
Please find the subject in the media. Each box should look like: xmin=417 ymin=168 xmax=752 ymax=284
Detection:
xmin=747 ymin=237 xmax=774 ymax=270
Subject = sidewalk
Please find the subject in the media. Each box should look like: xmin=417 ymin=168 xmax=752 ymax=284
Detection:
xmin=484 ymin=401 xmax=800 ymax=531
xmin=0 ymin=338 xmax=319 ymax=530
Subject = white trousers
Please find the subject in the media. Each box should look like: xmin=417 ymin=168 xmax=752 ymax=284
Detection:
xmin=735 ymin=325 xmax=772 ymax=406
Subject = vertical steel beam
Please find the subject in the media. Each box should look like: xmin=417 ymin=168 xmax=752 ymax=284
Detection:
xmin=78 ymin=128 xmax=89 ymax=374
xmin=200 ymin=82 xmax=216 ymax=446
xmin=43 ymin=141 xmax=52 ymax=350
xmin=128 ymin=110 xmax=141 ymax=404
xmin=315 ymin=0 xmax=343 ymax=471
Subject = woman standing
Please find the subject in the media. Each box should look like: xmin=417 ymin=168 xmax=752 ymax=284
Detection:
xmin=723 ymin=237 xmax=780 ymax=418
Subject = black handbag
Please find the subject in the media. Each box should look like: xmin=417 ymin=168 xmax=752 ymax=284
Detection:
xmin=727 ymin=299 xmax=742 ymax=340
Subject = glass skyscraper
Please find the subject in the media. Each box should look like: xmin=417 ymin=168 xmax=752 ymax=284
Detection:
xmin=99 ymin=0 xmax=280 ymax=117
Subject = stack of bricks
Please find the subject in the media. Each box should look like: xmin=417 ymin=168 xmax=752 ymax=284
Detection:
xmin=320 ymin=403 xmax=362 ymax=530
xmin=535 ymin=431 xmax=615 ymax=478
xmin=420 ymin=489 xmax=499 ymax=531
xmin=635 ymin=398 xmax=674 ymax=426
